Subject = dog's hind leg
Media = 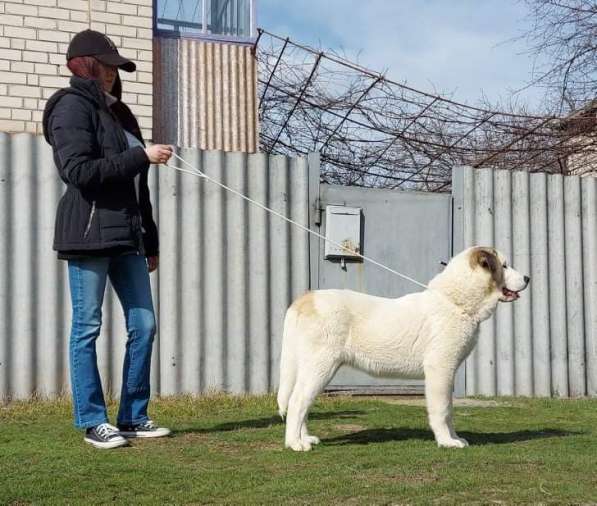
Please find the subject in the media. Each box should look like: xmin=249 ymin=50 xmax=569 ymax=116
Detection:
xmin=285 ymin=357 xmax=339 ymax=452
xmin=277 ymin=310 xmax=298 ymax=419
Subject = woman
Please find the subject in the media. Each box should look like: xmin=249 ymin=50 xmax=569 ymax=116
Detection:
xmin=42 ymin=30 xmax=173 ymax=449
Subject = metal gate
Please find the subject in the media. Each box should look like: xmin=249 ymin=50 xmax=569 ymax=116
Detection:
xmin=310 ymin=182 xmax=453 ymax=394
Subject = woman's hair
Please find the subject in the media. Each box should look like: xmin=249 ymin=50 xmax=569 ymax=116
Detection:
xmin=66 ymin=56 xmax=101 ymax=79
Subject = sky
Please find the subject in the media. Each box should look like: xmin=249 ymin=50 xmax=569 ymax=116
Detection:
xmin=258 ymin=0 xmax=547 ymax=112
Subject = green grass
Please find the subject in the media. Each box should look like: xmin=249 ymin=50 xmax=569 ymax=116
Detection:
xmin=1 ymin=395 xmax=597 ymax=505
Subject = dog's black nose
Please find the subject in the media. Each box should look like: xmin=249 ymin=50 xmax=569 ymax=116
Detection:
xmin=524 ymin=275 xmax=530 ymax=284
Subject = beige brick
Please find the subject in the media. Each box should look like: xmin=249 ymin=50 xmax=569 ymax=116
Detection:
xmin=136 ymin=27 xmax=152 ymax=39
xmin=137 ymin=49 xmax=151 ymax=61
xmin=58 ymin=64 xmax=70 ymax=76
xmin=0 ymin=95 xmax=23 ymax=107
xmin=28 ymin=0 xmax=58 ymax=6
xmin=121 ymin=14 xmax=151 ymax=28
xmin=70 ymin=10 xmax=89 ymax=22
xmin=12 ymin=108 xmax=31 ymax=120
xmin=90 ymin=22 xmax=106 ymax=32
xmin=121 ymin=80 xmax=150 ymax=94
xmin=134 ymin=59 xmax=151 ymax=72
xmin=121 ymin=92 xmax=136 ymax=104
xmin=0 ymin=48 xmax=22 ymax=60
xmin=38 ymin=6 xmax=69 ymax=19
xmin=24 ymin=16 xmax=57 ymax=29
xmin=35 ymin=63 xmax=58 ymax=74
xmin=137 ymin=115 xmax=151 ymax=128
xmin=106 ymin=1 xmax=136 ymax=15
xmin=122 ymin=0 xmax=152 ymax=5
xmin=23 ymin=50 xmax=48 ymax=63
xmin=0 ymin=39 xmax=10 ymax=49
xmin=119 ymin=47 xmax=136 ymax=59
xmin=0 ymin=4 xmax=4 ymax=14
xmin=0 ymin=85 xmax=6 ymax=95
xmin=5 ymin=3 xmax=38 ymax=16
xmin=108 ymin=34 xmax=121 ymax=45
xmin=57 ymin=0 xmax=87 ymax=11
xmin=140 ymin=128 xmax=151 ymax=140
xmin=0 ymin=60 xmax=9 ymax=71
xmin=38 ymin=29 xmax=71 ymax=43
xmin=11 ymin=61 xmax=34 ymax=72
xmin=0 ymin=13 xmax=25 ymax=26
xmin=27 ymin=74 xmax=38 ymax=85
xmin=137 ymin=71 xmax=151 ymax=83
xmin=32 ymin=110 xmax=43 ymax=122
xmin=10 ymin=39 xmax=25 ymax=50
xmin=0 ymin=70 xmax=26 ymax=84
xmin=91 ymin=11 xmax=120 ymax=23
xmin=138 ymin=6 xmax=151 ymax=17
xmin=130 ymin=103 xmax=151 ymax=116
xmin=26 ymin=39 xmax=57 ymax=52
xmin=122 ymin=37 xmax=151 ymax=50
xmin=9 ymin=84 xmax=41 ymax=97
xmin=0 ymin=108 xmax=12 ymax=119
xmin=106 ymin=23 xmax=136 ymax=37
xmin=91 ymin=0 xmax=106 ymax=11
xmin=138 ymin=93 xmax=152 ymax=106
xmin=4 ymin=25 xmax=35 ymax=39
xmin=48 ymin=52 xmax=64 ymax=64
xmin=39 ymin=74 xmax=68 ymax=87
xmin=25 ymin=121 xmax=36 ymax=133
xmin=58 ymin=42 xmax=69 ymax=53
xmin=57 ymin=20 xmax=89 ymax=32
xmin=23 ymin=98 xmax=36 ymax=108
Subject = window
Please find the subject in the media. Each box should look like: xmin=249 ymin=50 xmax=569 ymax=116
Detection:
xmin=155 ymin=0 xmax=257 ymax=43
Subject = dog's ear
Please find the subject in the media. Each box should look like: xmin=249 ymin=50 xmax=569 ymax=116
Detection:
xmin=470 ymin=247 xmax=504 ymax=286
xmin=470 ymin=248 xmax=499 ymax=273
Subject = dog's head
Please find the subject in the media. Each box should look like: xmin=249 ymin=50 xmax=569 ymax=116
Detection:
xmin=430 ymin=247 xmax=529 ymax=320
xmin=467 ymin=247 xmax=529 ymax=302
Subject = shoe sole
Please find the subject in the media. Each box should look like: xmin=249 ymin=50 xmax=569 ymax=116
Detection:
xmin=118 ymin=429 xmax=171 ymax=438
xmin=84 ymin=436 xmax=129 ymax=449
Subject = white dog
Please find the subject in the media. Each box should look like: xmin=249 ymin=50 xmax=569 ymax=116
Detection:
xmin=277 ymin=246 xmax=529 ymax=451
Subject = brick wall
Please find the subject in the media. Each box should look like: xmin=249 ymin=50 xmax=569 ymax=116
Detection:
xmin=0 ymin=0 xmax=153 ymax=140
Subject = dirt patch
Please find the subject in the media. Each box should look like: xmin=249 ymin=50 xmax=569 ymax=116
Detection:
xmin=334 ymin=424 xmax=367 ymax=432
xmin=374 ymin=396 xmax=508 ymax=408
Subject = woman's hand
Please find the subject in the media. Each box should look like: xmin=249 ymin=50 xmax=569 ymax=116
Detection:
xmin=147 ymin=255 xmax=159 ymax=273
xmin=145 ymin=144 xmax=173 ymax=165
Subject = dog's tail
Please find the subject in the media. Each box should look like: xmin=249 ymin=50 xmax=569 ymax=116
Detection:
xmin=277 ymin=307 xmax=298 ymax=419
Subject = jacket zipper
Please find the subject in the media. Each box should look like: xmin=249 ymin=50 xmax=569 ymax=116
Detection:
xmin=83 ymin=200 xmax=96 ymax=238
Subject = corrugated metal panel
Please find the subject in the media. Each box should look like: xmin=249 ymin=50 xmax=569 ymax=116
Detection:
xmin=453 ymin=166 xmax=597 ymax=397
xmin=153 ymin=37 xmax=258 ymax=153
xmin=0 ymin=133 xmax=313 ymax=400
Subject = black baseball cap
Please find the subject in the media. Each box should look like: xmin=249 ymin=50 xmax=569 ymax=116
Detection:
xmin=66 ymin=29 xmax=136 ymax=72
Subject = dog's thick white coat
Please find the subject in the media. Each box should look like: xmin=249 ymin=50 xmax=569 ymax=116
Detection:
xmin=278 ymin=247 xmax=528 ymax=451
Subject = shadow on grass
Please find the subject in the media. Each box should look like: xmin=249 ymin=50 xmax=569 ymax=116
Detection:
xmin=175 ymin=410 xmax=366 ymax=435
xmin=323 ymin=428 xmax=579 ymax=446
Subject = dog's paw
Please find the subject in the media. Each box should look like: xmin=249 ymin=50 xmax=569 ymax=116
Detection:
xmin=286 ymin=440 xmax=313 ymax=452
xmin=437 ymin=437 xmax=468 ymax=449
xmin=302 ymin=435 xmax=320 ymax=445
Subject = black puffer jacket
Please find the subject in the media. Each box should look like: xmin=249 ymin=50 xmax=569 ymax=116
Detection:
xmin=42 ymin=75 xmax=158 ymax=257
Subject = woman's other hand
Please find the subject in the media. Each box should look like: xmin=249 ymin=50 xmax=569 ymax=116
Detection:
xmin=147 ymin=255 xmax=159 ymax=272
xmin=145 ymin=144 xmax=173 ymax=165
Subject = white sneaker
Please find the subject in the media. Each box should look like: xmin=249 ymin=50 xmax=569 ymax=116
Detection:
xmin=84 ymin=423 xmax=129 ymax=449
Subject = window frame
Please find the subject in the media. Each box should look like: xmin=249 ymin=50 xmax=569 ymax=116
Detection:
xmin=153 ymin=0 xmax=257 ymax=46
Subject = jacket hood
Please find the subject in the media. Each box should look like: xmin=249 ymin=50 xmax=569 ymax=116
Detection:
xmin=42 ymin=73 xmax=123 ymax=143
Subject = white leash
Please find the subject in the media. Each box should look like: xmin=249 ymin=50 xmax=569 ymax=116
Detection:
xmin=165 ymin=152 xmax=428 ymax=290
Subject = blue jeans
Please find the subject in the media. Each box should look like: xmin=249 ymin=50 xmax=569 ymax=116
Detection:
xmin=67 ymin=254 xmax=156 ymax=429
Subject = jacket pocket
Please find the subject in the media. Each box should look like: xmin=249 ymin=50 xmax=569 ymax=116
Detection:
xmin=83 ymin=200 xmax=96 ymax=238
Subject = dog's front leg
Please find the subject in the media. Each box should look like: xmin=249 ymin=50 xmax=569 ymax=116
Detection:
xmin=423 ymin=364 xmax=468 ymax=448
